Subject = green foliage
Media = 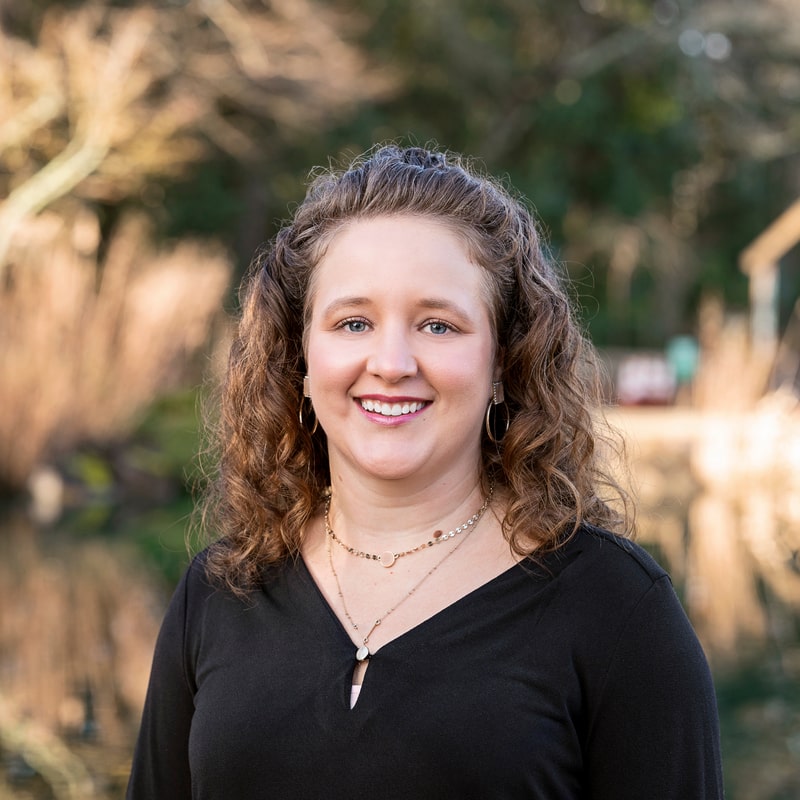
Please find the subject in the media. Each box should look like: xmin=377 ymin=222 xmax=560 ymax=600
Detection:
xmin=715 ymin=649 xmax=800 ymax=799
xmin=130 ymin=389 xmax=202 ymax=485
xmin=121 ymin=499 xmax=195 ymax=587
xmin=7 ymin=0 xmax=799 ymax=346
xmin=160 ymin=161 xmax=246 ymax=241
xmin=91 ymin=0 xmax=800 ymax=343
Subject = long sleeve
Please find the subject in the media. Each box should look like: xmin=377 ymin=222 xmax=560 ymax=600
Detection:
xmin=124 ymin=528 xmax=725 ymax=799
xmin=584 ymin=575 xmax=724 ymax=799
xmin=126 ymin=563 xmax=196 ymax=800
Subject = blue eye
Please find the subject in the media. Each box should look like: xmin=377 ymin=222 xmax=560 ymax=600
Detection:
xmin=341 ymin=318 xmax=368 ymax=333
xmin=426 ymin=320 xmax=452 ymax=335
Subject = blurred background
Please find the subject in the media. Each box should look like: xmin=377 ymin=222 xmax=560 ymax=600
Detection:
xmin=0 ymin=0 xmax=799 ymax=797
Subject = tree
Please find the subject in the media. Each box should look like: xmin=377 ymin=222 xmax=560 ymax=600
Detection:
xmin=316 ymin=0 xmax=800 ymax=345
xmin=0 ymin=0 xmax=393 ymax=490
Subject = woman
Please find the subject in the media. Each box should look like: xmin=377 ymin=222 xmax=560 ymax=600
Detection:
xmin=127 ymin=145 xmax=724 ymax=798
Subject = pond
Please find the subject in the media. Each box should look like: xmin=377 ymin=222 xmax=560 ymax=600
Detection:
xmin=1 ymin=413 xmax=799 ymax=799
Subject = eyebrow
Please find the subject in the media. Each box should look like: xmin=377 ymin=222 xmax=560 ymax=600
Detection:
xmin=416 ymin=298 xmax=474 ymax=319
xmin=319 ymin=296 xmax=371 ymax=318
xmin=320 ymin=296 xmax=475 ymax=321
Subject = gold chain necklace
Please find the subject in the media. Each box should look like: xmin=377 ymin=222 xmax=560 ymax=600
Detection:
xmin=324 ymin=489 xmax=491 ymax=568
xmin=326 ymin=493 xmax=490 ymax=663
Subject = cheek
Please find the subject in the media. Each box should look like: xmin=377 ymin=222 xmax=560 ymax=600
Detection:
xmin=305 ymin=335 xmax=361 ymax=390
xmin=436 ymin=344 xmax=496 ymax=396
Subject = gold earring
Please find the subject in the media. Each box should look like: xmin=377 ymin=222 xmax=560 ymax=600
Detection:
xmin=299 ymin=375 xmax=318 ymax=434
xmin=485 ymin=380 xmax=509 ymax=444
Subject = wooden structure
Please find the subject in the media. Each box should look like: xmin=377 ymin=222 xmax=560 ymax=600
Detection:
xmin=740 ymin=198 xmax=800 ymax=350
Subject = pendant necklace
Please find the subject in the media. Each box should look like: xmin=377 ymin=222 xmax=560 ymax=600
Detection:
xmin=326 ymin=491 xmax=490 ymax=663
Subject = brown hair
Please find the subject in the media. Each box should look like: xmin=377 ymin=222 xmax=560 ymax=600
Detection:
xmin=201 ymin=144 xmax=631 ymax=594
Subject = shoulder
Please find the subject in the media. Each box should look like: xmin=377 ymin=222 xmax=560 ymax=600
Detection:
xmin=532 ymin=523 xmax=692 ymax=646
xmin=166 ymin=548 xmax=300 ymax=657
xmin=546 ymin=523 xmax=669 ymax=594
xmin=541 ymin=526 xmax=712 ymax=688
xmin=571 ymin=523 xmax=667 ymax=581
xmin=178 ymin=547 xmax=218 ymax=598
xmin=169 ymin=546 xmax=249 ymax=620
xmin=175 ymin=546 xmax=307 ymax=615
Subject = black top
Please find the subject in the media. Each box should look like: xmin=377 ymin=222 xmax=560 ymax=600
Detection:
xmin=127 ymin=525 xmax=724 ymax=799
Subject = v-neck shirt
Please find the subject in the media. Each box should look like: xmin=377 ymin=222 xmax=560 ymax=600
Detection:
xmin=126 ymin=524 xmax=724 ymax=799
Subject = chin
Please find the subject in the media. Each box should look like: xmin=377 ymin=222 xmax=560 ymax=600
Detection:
xmin=352 ymin=451 xmax=433 ymax=483
xmin=360 ymin=462 xmax=424 ymax=483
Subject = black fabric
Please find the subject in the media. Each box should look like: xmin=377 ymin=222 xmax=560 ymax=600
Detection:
xmin=127 ymin=525 xmax=724 ymax=799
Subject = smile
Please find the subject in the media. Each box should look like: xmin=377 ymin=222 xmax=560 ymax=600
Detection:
xmin=360 ymin=399 xmax=427 ymax=417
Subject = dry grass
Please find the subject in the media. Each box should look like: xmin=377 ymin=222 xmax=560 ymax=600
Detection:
xmin=0 ymin=0 xmax=397 ymax=491
xmin=0 ymin=210 xmax=230 ymax=489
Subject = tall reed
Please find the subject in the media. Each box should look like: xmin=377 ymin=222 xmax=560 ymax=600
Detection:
xmin=0 ymin=210 xmax=231 ymax=490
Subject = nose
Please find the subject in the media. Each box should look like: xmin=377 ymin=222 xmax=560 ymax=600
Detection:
xmin=365 ymin=325 xmax=418 ymax=383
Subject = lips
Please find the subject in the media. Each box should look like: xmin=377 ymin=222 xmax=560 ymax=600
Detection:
xmin=360 ymin=399 xmax=428 ymax=417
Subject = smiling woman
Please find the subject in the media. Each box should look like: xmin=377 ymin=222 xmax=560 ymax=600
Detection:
xmin=306 ymin=216 xmax=498 ymax=487
xmin=126 ymin=145 xmax=725 ymax=799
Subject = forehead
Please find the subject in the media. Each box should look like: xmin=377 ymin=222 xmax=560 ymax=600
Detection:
xmin=307 ymin=214 xmax=495 ymax=312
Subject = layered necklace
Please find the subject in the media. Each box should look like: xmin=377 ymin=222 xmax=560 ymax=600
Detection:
xmin=325 ymin=492 xmax=491 ymax=568
xmin=325 ymin=489 xmax=492 ymax=663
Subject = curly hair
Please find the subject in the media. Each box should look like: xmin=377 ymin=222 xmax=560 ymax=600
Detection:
xmin=201 ymin=144 xmax=631 ymax=594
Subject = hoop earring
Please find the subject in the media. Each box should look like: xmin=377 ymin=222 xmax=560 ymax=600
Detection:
xmin=299 ymin=375 xmax=319 ymax=434
xmin=485 ymin=380 xmax=509 ymax=444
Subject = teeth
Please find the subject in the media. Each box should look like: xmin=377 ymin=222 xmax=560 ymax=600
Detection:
xmin=361 ymin=399 xmax=425 ymax=417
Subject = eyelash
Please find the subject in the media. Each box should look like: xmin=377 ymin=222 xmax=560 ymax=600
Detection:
xmin=334 ymin=317 xmax=457 ymax=334
xmin=424 ymin=319 xmax=455 ymax=335
xmin=336 ymin=317 xmax=370 ymax=333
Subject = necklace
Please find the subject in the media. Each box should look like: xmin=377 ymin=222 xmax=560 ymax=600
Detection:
xmin=324 ymin=490 xmax=492 ymax=568
xmin=327 ymin=500 xmax=486 ymax=663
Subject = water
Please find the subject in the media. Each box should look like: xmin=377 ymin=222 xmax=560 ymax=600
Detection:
xmin=0 ymin=474 xmax=798 ymax=799
xmin=0 ymin=499 xmax=190 ymax=800
xmin=615 ymin=406 xmax=800 ymax=800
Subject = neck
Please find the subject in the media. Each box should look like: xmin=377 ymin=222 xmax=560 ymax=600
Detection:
xmin=326 ymin=469 xmax=487 ymax=549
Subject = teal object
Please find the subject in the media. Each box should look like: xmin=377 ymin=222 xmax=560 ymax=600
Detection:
xmin=666 ymin=336 xmax=699 ymax=383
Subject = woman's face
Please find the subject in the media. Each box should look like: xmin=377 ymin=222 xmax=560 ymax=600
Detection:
xmin=305 ymin=214 xmax=500 ymax=489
